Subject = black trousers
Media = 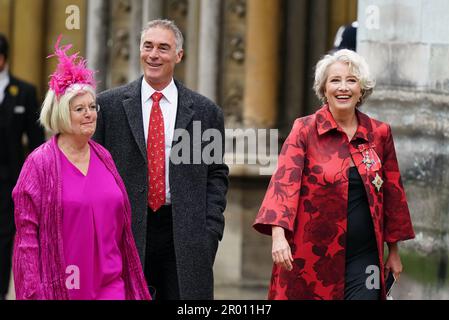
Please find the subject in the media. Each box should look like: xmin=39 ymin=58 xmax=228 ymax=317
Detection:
xmin=0 ymin=179 xmax=15 ymax=296
xmin=144 ymin=205 xmax=180 ymax=300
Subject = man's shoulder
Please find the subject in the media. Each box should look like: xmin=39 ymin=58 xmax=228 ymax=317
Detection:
xmin=97 ymin=78 xmax=141 ymax=101
xmin=9 ymin=75 xmax=37 ymax=92
xmin=97 ymin=83 xmax=128 ymax=98
xmin=176 ymin=80 xmax=221 ymax=112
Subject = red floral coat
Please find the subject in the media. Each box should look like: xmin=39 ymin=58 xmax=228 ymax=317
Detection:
xmin=253 ymin=104 xmax=415 ymax=300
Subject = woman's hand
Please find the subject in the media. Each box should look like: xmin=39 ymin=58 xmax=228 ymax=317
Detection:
xmin=272 ymin=226 xmax=293 ymax=271
xmin=384 ymin=242 xmax=403 ymax=281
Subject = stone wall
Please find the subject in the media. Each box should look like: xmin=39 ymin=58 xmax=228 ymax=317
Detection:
xmin=358 ymin=0 xmax=449 ymax=297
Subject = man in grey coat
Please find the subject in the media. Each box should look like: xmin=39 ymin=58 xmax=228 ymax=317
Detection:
xmin=93 ymin=20 xmax=228 ymax=300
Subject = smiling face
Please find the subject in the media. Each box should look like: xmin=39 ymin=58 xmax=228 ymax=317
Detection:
xmin=140 ymin=26 xmax=183 ymax=91
xmin=324 ymin=61 xmax=362 ymax=114
xmin=68 ymin=91 xmax=97 ymax=138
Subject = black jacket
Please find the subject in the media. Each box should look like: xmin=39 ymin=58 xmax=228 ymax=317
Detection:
xmin=0 ymin=75 xmax=45 ymax=181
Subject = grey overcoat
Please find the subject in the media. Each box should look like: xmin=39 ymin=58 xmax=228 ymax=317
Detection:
xmin=93 ymin=78 xmax=229 ymax=299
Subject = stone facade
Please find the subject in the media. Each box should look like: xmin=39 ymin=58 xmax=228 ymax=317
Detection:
xmin=358 ymin=0 xmax=449 ymax=298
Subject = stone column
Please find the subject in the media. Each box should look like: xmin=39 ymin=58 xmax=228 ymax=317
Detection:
xmin=358 ymin=0 xmax=449 ymax=299
xmin=132 ymin=0 xmax=165 ymax=86
xmin=142 ymin=0 xmax=164 ymax=24
xmin=11 ymin=0 xmax=45 ymax=95
xmin=86 ymin=0 xmax=109 ymax=92
xmin=304 ymin=0 xmax=329 ymax=115
xmin=107 ymin=0 xmax=132 ymax=88
xmin=280 ymin=0 xmax=308 ymax=133
xmin=243 ymin=0 xmax=281 ymax=128
xmin=185 ymin=0 xmax=201 ymax=91
xmin=197 ymin=0 xmax=221 ymax=102
xmin=129 ymin=0 xmax=143 ymax=81
xmin=218 ymin=0 xmax=247 ymax=128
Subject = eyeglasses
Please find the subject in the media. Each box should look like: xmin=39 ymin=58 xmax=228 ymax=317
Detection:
xmin=70 ymin=104 xmax=101 ymax=115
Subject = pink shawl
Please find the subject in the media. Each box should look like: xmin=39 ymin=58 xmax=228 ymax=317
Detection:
xmin=12 ymin=136 xmax=151 ymax=300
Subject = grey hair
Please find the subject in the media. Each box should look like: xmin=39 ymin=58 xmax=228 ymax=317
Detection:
xmin=313 ymin=49 xmax=376 ymax=107
xmin=140 ymin=19 xmax=184 ymax=53
xmin=39 ymin=84 xmax=96 ymax=134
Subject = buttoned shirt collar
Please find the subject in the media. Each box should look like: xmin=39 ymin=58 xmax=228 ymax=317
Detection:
xmin=0 ymin=65 xmax=10 ymax=104
xmin=0 ymin=65 xmax=9 ymax=81
xmin=141 ymin=78 xmax=177 ymax=105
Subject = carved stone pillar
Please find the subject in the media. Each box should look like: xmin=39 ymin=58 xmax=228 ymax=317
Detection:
xmin=185 ymin=0 xmax=200 ymax=90
xmin=243 ymin=0 xmax=281 ymax=128
xmin=279 ymin=0 xmax=308 ymax=134
xmin=197 ymin=0 xmax=221 ymax=102
xmin=87 ymin=0 xmax=109 ymax=92
xmin=143 ymin=0 xmax=164 ymax=23
xmin=108 ymin=0 xmax=132 ymax=88
xmin=129 ymin=0 xmax=143 ymax=81
xmin=165 ymin=0 xmax=189 ymax=83
xmin=304 ymin=0 xmax=329 ymax=115
xmin=212 ymin=1 xmax=248 ymax=287
xmin=219 ymin=0 xmax=247 ymax=128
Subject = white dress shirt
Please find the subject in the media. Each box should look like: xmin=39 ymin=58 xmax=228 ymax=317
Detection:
xmin=141 ymin=78 xmax=178 ymax=204
xmin=0 ymin=66 xmax=10 ymax=105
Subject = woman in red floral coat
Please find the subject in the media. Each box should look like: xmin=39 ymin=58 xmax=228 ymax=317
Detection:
xmin=253 ymin=49 xmax=415 ymax=300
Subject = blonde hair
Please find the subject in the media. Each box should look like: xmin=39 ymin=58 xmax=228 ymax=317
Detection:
xmin=40 ymin=84 xmax=96 ymax=134
xmin=313 ymin=49 xmax=376 ymax=107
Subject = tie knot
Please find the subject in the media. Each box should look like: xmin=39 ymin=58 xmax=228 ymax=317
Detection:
xmin=151 ymin=92 xmax=163 ymax=102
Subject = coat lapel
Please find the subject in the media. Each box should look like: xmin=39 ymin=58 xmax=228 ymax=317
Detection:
xmin=353 ymin=108 xmax=374 ymax=143
xmin=173 ymin=80 xmax=195 ymax=133
xmin=122 ymin=79 xmax=196 ymax=160
xmin=122 ymin=78 xmax=147 ymax=161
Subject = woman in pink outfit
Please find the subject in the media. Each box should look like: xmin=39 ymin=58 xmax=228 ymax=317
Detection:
xmin=12 ymin=36 xmax=151 ymax=300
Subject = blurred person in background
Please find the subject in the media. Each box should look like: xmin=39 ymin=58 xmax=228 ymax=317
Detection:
xmin=0 ymin=33 xmax=44 ymax=300
xmin=331 ymin=21 xmax=358 ymax=53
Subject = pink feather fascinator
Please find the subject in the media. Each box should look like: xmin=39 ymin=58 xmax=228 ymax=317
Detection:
xmin=47 ymin=35 xmax=96 ymax=98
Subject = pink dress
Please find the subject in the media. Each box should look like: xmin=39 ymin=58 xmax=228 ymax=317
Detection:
xmin=59 ymin=145 xmax=126 ymax=300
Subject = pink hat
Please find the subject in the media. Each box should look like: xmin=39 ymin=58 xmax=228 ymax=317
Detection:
xmin=47 ymin=35 xmax=96 ymax=98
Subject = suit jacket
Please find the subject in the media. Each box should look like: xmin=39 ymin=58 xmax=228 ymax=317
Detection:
xmin=0 ymin=75 xmax=44 ymax=182
xmin=94 ymin=78 xmax=229 ymax=299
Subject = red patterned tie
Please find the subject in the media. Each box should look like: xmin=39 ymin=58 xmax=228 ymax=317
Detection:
xmin=147 ymin=92 xmax=165 ymax=211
